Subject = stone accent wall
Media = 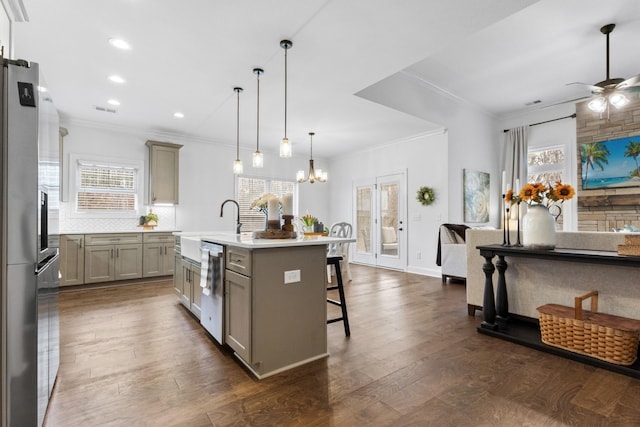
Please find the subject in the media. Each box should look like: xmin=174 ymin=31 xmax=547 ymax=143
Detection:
xmin=576 ymin=91 xmax=640 ymax=231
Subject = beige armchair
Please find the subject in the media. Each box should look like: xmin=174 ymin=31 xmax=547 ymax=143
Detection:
xmin=437 ymin=224 xmax=469 ymax=283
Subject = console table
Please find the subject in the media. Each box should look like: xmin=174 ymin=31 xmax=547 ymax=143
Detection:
xmin=476 ymin=244 xmax=640 ymax=378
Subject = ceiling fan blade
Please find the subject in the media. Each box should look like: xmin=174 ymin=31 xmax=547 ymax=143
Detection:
xmin=566 ymin=82 xmax=604 ymax=93
xmin=616 ymin=74 xmax=640 ymax=89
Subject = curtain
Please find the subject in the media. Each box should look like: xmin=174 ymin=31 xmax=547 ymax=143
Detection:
xmin=504 ymin=126 xmax=528 ymax=192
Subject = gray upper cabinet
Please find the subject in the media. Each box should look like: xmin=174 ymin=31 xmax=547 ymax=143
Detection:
xmin=146 ymin=140 xmax=183 ymax=205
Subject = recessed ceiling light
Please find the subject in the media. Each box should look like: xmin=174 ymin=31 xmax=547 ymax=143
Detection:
xmin=108 ymin=38 xmax=131 ymax=50
xmin=173 ymin=112 xmax=184 ymax=118
xmin=108 ymin=75 xmax=125 ymax=84
xmin=107 ymin=99 xmax=120 ymax=106
xmin=37 ymin=86 xmax=48 ymax=92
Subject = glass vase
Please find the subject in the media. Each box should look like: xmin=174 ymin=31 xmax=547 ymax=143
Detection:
xmin=522 ymin=204 xmax=556 ymax=249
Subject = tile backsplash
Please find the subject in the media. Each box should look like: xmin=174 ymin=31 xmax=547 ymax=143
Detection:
xmin=59 ymin=203 xmax=177 ymax=233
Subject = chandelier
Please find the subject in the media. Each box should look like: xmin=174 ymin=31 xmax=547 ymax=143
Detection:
xmin=297 ymin=132 xmax=327 ymax=183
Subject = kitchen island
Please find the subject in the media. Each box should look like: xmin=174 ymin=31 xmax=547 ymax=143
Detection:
xmin=174 ymin=231 xmax=354 ymax=379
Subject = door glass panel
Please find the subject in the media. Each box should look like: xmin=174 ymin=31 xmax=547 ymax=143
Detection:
xmin=379 ymin=183 xmax=398 ymax=257
xmin=356 ymin=187 xmax=372 ymax=254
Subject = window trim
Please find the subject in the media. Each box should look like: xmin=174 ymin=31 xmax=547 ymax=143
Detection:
xmin=68 ymin=153 xmax=143 ymax=219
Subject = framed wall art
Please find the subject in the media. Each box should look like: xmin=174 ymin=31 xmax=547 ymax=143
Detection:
xmin=463 ymin=169 xmax=490 ymax=223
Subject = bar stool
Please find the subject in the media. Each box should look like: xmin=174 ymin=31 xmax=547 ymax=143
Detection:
xmin=326 ymin=255 xmax=350 ymax=336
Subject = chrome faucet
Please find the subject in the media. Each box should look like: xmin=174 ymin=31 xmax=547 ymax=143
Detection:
xmin=220 ymin=199 xmax=242 ymax=235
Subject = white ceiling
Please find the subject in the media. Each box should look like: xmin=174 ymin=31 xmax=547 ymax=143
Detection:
xmin=9 ymin=0 xmax=640 ymax=158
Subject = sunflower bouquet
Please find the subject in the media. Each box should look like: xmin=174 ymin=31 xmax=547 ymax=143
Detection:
xmin=506 ymin=181 xmax=575 ymax=207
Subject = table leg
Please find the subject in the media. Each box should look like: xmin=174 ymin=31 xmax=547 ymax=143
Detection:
xmin=480 ymin=254 xmax=497 ymax=330
xmin=495 ymin=255 xmax=509 ymax=324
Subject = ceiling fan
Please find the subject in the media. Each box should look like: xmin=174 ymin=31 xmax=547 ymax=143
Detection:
xmin=569 ymin=23 xmax=640 ymax=113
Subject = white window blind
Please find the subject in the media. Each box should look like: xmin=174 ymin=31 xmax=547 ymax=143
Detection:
xmin=237 ymin=176 xmax=296 ymax=231
xmin=77 ymin=162 xmax=137 ymax=211
xmin=527 ymin=146 xmax=565 ymax=185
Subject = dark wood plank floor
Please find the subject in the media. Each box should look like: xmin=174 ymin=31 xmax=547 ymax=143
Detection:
xmin=45 ymin=265 xmax=640 ymax=426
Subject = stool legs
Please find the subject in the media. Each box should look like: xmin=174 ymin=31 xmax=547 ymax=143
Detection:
xmin=327 ymin=256 xmax=350 ymax=337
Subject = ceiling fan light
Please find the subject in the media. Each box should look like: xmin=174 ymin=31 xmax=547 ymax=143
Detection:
xmin=588 ymin=97 xmax=607 ymax=113
xmin=609 ymin=93 xmax=629 ymax=108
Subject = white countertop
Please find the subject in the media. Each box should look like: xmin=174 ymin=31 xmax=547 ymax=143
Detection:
xmin=60 ymin=229 xmax=179 ymax=235
xmin=174 ymin=230 xmax=354 ymax=249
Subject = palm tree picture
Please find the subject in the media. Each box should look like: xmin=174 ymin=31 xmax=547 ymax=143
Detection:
xmin=581 ymin=142 xmax=610 ymax=189
xmin=624 ymin=139 xmax=640 ymax=178
xmin=581 ymin=136 xmax=640 ymax=189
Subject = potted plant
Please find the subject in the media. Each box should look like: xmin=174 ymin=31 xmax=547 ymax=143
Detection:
xmin=143 ymin=210 xmax=159 ymax=229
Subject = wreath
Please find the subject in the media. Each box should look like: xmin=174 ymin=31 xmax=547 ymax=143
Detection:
xmin=416 ymin=186 xmax=435 ymax=206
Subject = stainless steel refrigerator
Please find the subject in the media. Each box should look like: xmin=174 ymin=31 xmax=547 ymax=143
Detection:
xmin=1 ymin=58 xmax=60 ymax=427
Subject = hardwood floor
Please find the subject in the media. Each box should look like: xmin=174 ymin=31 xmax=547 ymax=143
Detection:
xmin=45 ymin=265 xmax=640 ymax=426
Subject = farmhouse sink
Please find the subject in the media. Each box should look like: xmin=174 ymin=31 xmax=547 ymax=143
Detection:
xmin=180 ymin=236 xmax=202 ymax=262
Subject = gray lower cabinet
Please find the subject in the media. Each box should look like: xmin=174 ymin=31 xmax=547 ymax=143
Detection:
xmin=60 ymin=234 xmax=85 ymax=286
xmin=61 ymin=232 xmax=176 ymax=286
xmin=225 ymin=269 xmax=251 ymax=361
xmin=83 ymin=233 xmax=143 ymax=284
xmin=177 ymin=258 xmax=202 ymax=319
xmin=84 ymin=243 xmax=143 ymax=283
xmin=142 ymin=233 xmax=174 ymax=277
xmin=222 ymin=244 xmax=327 ymax=378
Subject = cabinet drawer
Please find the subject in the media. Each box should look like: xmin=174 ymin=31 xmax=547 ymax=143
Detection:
xmin=85 ymin=233 xmax=142 ymax=245
xmin=142 ymin=232 xmax=174 ymax=244
xmin=226 ymin=247 xmax=251 ymax=276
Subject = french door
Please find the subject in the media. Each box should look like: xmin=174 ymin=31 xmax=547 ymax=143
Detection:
xmin=352 ymin=172 xmax=406 ymax=270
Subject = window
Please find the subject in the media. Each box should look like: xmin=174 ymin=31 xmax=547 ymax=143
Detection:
xmin=237 ymin=176 xmax=296 ymax=231
xmin=527 ymin=145 xmax=565 ymax=185
xmin=69 ymin=155 xmax=142 ymax=218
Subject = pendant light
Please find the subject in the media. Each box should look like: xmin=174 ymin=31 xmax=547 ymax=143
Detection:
xmin=297 ymin=132 xmax=327 ymax=184
xmin=279 ymin=40 xmax=293 ymax=158
xmin=253 ymin=68 xmax=264 ymax=168
xmin=233 ymin=87 xmax=243 ymax=174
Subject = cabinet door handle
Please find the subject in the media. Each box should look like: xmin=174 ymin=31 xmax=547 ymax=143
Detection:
xmin=116 ymin=248 xmax=119 ymax=257
xmin=111 ymin=248 xmax=114 ymax=259
xmin=152 ymin=192 xmax=156 ymax=202
xmin=79 ymin=239 xmax=83 ymax=249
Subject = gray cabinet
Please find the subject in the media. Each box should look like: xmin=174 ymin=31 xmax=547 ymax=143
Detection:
xmin=142 ymin=232 xmax=174 ymax=277
xmin=179 ymin=258 xmax=202 ymax=319
xmin=146 ymin=140 xmax=182 ymax=205
xmin=173 ymin=254 xmax=184 ymax=297
xmin=84 ymin=234 xmax=143 ymax=284
xmin=59 ymin=234 xmax=84 ymax=286
xmin=223 ymin=244 xmax=328 ymax=378
xmin=225 ymin=269 xmax=251 ymax=361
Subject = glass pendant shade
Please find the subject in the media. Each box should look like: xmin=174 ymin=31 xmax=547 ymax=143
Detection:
xmin=233 ymin=159 xmax=243 ymax=174
xmin=280 ymin=137 xmax=292 ymax=158
xmin=233 ymin=87 xmax=243 ymax=175
xmin=252 ymin=151 xmax=263 ymax=168
xmin=280 ymin=40 xmax=293 ymax=158
xmin=253 ymin=67 xmax=264 ymax=168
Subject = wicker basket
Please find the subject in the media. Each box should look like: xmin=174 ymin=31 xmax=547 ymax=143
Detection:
xmin=537 ymin=291 xmax=640 ymax=366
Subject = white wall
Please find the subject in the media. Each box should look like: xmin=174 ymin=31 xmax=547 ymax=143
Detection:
xmin=348 ymin=71 xmax=501 ymax=276
xmin=59 ymin=120 xmax=330 ymax=233
xmin=327 ymin=131 xmax=449 ymax=276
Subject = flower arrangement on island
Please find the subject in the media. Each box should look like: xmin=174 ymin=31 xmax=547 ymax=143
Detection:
xmin=250 ymin=193 xmax=279 ymax=215
xmin=506 ymin=180 xmax=575 ymax=207
xmin=300 ymin=213 xmax=317 ymax=227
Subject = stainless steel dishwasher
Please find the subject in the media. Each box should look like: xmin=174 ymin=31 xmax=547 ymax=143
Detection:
xmin=199 ymin=241 xmax=225 ymax=344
